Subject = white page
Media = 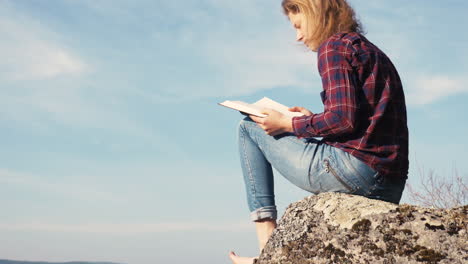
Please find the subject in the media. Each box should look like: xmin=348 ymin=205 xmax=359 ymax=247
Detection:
xmin=218 ymin=100 xmax=267 ymax=117
xmin=253 ymin=97 xmax=304 ymax=118
xmin=218 ymin=97 xmax=304 ymax=118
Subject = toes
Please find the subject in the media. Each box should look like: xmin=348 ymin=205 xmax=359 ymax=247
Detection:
xmin=229 ymin=251 xmax=238 ymax=261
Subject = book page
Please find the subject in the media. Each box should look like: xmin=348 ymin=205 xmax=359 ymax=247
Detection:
xmin=253 ymin=97 xmax=304 ymax=118
xmin=218 ymin=100 xmax=267 ymax=117
xmin=218 ymin=97 xmax=304 ymax=118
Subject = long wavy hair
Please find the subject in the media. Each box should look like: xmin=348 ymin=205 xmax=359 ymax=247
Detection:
xmin=282 ymin=0 xmax=363 ymax=51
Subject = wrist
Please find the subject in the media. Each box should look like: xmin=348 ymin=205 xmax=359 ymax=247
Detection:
xmin=283 ymin=116 xmax=294 ymax=133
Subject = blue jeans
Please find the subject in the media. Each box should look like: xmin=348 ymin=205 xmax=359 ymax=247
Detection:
xmin=238 ymin=117 xmax=405 ymax=222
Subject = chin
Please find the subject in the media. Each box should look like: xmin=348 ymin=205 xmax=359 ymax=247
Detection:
xmin=306 ymin=44 xmax=317 ymax=52
xmin=303 ymin=41 xmax=317 ymax=52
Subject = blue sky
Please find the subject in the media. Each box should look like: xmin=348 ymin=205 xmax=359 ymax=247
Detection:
xmin=0 ymin=0 xmax=467 ymax=263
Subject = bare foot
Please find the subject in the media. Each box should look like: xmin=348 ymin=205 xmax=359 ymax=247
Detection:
xmin=229 ymin=251 xmax=258 ymax=264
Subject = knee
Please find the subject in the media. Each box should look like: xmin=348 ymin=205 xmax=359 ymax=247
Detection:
xmin=238 ymin=116 xmax=254 ymax=131
xmin=238 ymin=117 xmax=256 ymax=140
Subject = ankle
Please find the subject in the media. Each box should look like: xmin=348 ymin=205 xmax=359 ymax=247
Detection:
xmin=255 ymin=220 xmax=277 ymax=251
xmin=256 ymin=220 xmax=276 ymax=234
xmin=258 ymin=239 xmax=268 ymax=251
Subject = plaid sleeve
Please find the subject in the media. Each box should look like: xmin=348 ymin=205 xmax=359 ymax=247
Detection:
xmin=292 ymin=41 xmax=359 ymax=138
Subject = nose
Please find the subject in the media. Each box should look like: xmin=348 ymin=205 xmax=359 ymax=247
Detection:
xmin=296 ymin=29 xmax=303 ymax=42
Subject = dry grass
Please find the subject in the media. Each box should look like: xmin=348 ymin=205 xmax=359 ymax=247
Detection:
xmin=406 ymin=165 xmax=467 ymax=209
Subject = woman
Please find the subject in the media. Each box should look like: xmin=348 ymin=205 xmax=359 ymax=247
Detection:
xmin=229 ymin=0 xmax=408 ymax=263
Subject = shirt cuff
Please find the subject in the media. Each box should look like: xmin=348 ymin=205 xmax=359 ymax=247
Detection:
xmin=292 ymin=115 xmax=314 ymax=137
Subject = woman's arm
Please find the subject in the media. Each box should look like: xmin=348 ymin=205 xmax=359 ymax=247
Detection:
xmin=293 ymin=42 xmax=359 ymax=138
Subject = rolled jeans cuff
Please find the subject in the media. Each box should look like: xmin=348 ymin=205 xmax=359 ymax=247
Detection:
xmin=250 ymin=206 xmax=277 ymax=222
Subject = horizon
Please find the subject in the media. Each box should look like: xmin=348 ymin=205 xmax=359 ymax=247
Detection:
xmin=0 ymin=260 xmax=122 ymax=264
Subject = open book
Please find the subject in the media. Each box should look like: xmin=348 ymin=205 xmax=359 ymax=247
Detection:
xmin=218 ymin=97 xmax=304 ymax=118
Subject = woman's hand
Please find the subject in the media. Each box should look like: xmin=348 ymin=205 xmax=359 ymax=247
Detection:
xmin=249 ymin=109 xmax=294 ymax=136
xmin=289 ymin=106 xmax=313 ymax=116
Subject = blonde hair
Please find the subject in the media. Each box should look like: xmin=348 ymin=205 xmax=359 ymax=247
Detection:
xmin=282 ymin=0 xmax=363 ymax=50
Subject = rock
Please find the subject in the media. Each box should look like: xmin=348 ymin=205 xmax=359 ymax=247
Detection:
xmin=256 ymin=192 xmax=467 ymax=264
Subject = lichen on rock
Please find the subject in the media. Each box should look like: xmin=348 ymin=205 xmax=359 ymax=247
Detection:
xmin=257 ymin=192 xmax=467 ymax=264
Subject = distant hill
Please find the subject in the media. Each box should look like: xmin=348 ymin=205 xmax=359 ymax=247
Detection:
xmin=0 ymin=260 xmax=124 ymax=264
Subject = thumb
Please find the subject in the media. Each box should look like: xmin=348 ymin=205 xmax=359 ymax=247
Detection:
xmin=289 ymin=106 xmax=302 ymax=112
xmin=261 ymin=108 xmax=273 ymax=115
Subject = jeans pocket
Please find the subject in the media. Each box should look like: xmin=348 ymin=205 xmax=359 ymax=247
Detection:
xmin=310 ymin=156 xmax=358 ymax=193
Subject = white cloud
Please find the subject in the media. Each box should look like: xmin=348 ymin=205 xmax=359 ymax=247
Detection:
xmin=65 ymin=0 xmax=319 ymax=100
xmin=140 ymin=0 xmax=320 ymax=99
xmin=0 ymin=12 xmax=87 ymax=80
xmin=23 ymin=49 xmax=86 ymax=79
xmin=406 ymin=75 xmax=467 ymax=106
xmin=348 ymin=1 xmax=468 ymax=106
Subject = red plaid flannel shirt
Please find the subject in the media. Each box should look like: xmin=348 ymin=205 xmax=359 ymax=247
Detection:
xmin=292 ymin=32 xmax=409 ymax=179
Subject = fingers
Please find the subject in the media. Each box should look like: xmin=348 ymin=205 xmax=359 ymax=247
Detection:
xmin=249 ymin=115 xmax=273 ymax=134
xmin=261 ymin=108 xmax=275 ymax=115
xmin=289 ymin=106 xmax=312 ymax=116
xmin=249 ymin=110 xmax=285 ymax=136
xmin=249 ymin=115 xmax=268 ymax=132
xmin=249 ymin=115 xmax=264 ymax=124
xmin=268 ymin=130 xmax=280 ymax=136
xmin=263 ymin=128 xmax=273 ymax=136
xmin=289 ymin=106 xmax=302 ymax=112
xmin=266 ymin=129 xmax=285 ymax=137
